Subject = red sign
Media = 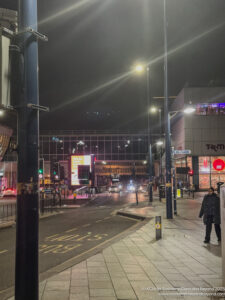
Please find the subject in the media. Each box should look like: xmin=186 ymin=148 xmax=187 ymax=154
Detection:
xmin=188 ymin=169 xmax=194 ymax=176
xmin=213 ymin=159 xmax=225 ymax=171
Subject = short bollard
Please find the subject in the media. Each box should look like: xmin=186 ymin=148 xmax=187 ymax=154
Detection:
xmin=155 ymin=216 xmax=162 ymax=240
xmin=135 ymin=190 xmax=138 ymax=205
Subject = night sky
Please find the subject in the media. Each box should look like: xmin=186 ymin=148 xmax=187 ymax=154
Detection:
xmin=1 ymin=0 xmax=225 ymax=131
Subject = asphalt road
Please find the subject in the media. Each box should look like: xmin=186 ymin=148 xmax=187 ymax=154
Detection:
xmin=0 ymin=192 xmax=146 ymax=298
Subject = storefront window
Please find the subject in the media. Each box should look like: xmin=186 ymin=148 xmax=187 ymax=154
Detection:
xmin=199 ymin=156 xmax=210 ymax=190
xmin=211 ymin=156 xmax=225 ymax=189
xmin=195 ymin=103 xmax=225 ymax=115
xmin=199 ymin=156 xmax=225 ymax=189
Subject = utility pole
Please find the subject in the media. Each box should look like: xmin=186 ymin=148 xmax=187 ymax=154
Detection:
xmin=158 ymin=108 xmax=163 ymax=184
xmin=15 ymin=0 xmax=39 ymax=298
xmin=163 ymin=0 xmax=173 ymax=219
xmin=147 ymin=67 xmax=153 ymax=203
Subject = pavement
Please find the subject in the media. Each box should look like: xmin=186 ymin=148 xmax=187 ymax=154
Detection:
xmin=8 ymin=192 xmax=224 ymax=300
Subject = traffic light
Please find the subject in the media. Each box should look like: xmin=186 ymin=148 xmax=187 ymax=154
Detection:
xmin=59 ymin=166 xmax=65 ymax=180
xmin=188 ymin=169 xmax=194 ymax=176
xmin=50 ymin=159 xmax=59 ymax=180
xmin=39 ymin=159 xmax=44 ymax=177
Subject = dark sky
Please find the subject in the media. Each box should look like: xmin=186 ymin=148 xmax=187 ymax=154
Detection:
xmin=1 ymin=0 xmax=225 ymax=130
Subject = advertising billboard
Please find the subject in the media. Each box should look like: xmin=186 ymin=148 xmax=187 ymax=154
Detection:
xmin=71 ymin=155 xmax=92 ymax=186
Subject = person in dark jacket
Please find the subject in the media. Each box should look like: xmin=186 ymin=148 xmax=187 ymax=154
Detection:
xmin=199 ymin=187 xmax=221 ymax=243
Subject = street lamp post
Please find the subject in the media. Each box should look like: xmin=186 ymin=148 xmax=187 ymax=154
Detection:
xmin=146 ymin=67 xmax=153 ymax=203
xmin=15 ymin=0 xmax=40 ymax=298
xmin=134 ymin=64 xmax=153 ymax=202
xmin=163 ymin=0 xmax=173 ymax=219
xmin=150 ymin=107 xmax=163 ymax=184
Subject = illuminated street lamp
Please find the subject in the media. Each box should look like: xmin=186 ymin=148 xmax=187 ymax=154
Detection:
xmin=134 ymin=64 xmax=145 ymax=74
xmin=183 ymin=106 xmax=195 ymax=114
xmin=0 ymin=110 xmax=4 ymax=116
xmin=150 ymin=106 xmax=163 ymax=183
xmin=150 ymin=106 xmax=157 ymax=114
xmin=156 ymin=140 xmax=163 ymax=146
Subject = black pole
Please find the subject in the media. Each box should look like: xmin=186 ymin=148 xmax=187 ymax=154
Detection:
xmin=173 ymin=168 xmax=177 ymax=215
xmin=163 ymin=0 xmax=173 ymax=219
xmin=159 ymin=109 xmax=163 ymax=184
xmin=15 ymin=0 xmax=39 ymax=298
xmin=149 ymin=143 xmax=153 ymax=202
xmin=147 ymin=67 xmax=153 ymax=202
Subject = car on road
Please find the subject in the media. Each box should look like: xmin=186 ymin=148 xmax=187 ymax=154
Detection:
xmin=126 ymin=183 xmax=136 ymax=192
xmin=2 ymin=188 xmax=17 ymax=197
xmin=138 ymin=184 xmax=147 ymax=193
xmin=108 ymin=184 xmax=122 ymax=193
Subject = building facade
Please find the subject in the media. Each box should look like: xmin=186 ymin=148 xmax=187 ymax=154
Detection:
xmin=39 ymin=130 xmax=150 ymax=182
xmin=171 ymin=87 xmax=225 ymax=190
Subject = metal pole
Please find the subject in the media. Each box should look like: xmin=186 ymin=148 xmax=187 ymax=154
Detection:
xmin=173 ymin=168 xmax=177 ymax=215
xmin=15 ymin=0 xmax=39 ymax=298
xmin=147 ymin=67 xmax=153 ymax=202
xmin=163 ymin=0 xmax=173 ymax=219
xmin=159 ymin=109 xmax=163 ymax=184
xmin=149 ymin=143 xmax=153 ymax=202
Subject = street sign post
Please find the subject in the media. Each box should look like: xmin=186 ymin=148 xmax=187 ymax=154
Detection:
xmin=173 ymin=149 xmax=191 ymax=155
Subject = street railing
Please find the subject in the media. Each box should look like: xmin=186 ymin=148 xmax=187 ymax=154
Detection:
xmin=40 ymin=197 xmax=59 ymax=215
xmin=0 ymin=197 xmax=59 ymax=223
xmin=0 ymin=203 xmax=17 ymax=222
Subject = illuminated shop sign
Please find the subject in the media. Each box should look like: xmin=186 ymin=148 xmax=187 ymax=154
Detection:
xmin=71 ymin=155 xmax=91 ymax=186
xmin=206 ymin=144 xmax=225 ymax=152
xmin=213 ymin=159 xmax=225 ymax=171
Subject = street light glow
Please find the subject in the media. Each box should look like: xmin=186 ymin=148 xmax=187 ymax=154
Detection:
xmin=150 ymin=106 xmax=157 ymax=113
xmin=183 ymin=107 xmax=195 ymax=114
xmin=156 ymin=140 xmax=163 ymax=146
xmin=134 ymin=64 xmax=144 ymax=74
xmin=0 ymin=110 xmax=4 ymax=116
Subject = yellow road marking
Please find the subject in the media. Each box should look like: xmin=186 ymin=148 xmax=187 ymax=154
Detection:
xmin=47 ymin=234 xmax=80 ymax=242
xmin=76 ymin=234 xmax=90 ymax=241
xmin=45 ymin=234 xmax=59 ymax=239
xmin=66 ymin=228 xmax=78 ymax=233
xmin=96 ymin=219 xmax=103 ymax=223
xmin=48 ymin=221 xmax=140 ymax=266
xmin=82 ymin=224 xmax=90 ymax=228
xmin=0 ymin=250 xmax=8 ymax=255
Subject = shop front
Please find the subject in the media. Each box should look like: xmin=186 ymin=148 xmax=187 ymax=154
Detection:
xmin=198 ymin=156 xmax=225 ymax=190
xmin=174 ymin=156 xmax=225 ymax=190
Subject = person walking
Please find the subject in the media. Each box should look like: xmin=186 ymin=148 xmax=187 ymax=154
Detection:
xmin=199 ymin=187 xmax=221 ymax=244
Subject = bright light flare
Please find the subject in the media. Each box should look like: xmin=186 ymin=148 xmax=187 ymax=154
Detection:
xmin=183 ymin=107 xmax=195 ymax=114
xmin=156 ymin=141 xmax=163 ymax=146
xmin=0 ymin=110 xmax=4 ymax=116
xmin=39 ymin=0 xmax=94 ymax=26
xmin=150 ymin=106 xmax=157 ymax=113
xmin=134 ymin=64 xmax=145 ymax=74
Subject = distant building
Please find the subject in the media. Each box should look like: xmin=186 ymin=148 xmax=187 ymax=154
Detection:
xmin=171 ymin=87 xmax=225 ymax=190
xmin=39 ymin=130 xmax=151 ymax=184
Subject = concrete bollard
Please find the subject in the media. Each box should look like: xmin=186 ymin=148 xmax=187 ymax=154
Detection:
xmin=155 ymin=216 xmax=162 ymax=240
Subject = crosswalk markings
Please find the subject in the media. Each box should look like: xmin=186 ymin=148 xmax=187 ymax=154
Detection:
xmin=65 ymin=228 xmax=78 ymax=233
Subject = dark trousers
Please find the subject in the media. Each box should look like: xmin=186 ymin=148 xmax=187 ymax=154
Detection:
xmin=205 ymin=215 xmax=221 ymax=242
